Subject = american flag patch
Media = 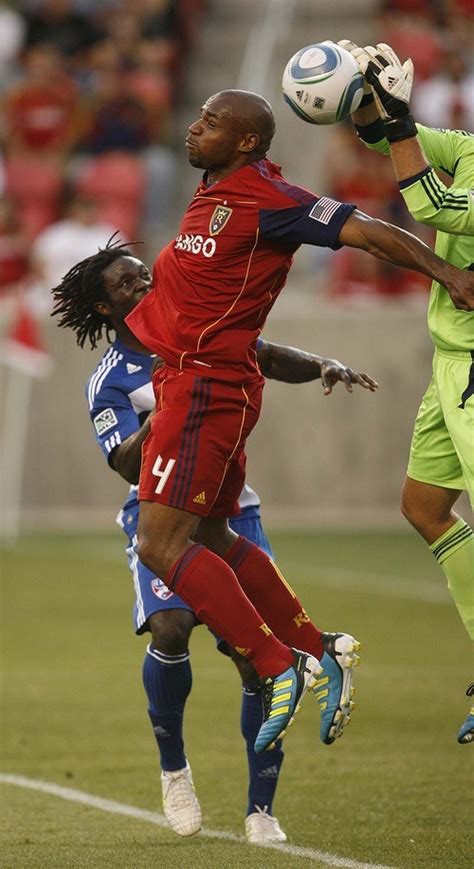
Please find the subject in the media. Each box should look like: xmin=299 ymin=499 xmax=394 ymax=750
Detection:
xmin=309 ymin=197 xmax=342 ymax=225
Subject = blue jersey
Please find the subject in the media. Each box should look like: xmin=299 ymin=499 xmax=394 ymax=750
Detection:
xmin=86 ymin=337 xmax=261 ymax=531
xmin=86 ymin=338 xmax=154 ymax=518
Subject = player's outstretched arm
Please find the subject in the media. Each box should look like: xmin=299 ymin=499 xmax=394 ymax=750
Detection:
xmin=257 ymin=340 xmax=378 ymax=395
xmin=391 ymin=129 xmax=474 ymax=236
xmin=338 ymin=210 xmax=474 ymax=311
xmin=341 ymin=42 xmax=474 ymax=236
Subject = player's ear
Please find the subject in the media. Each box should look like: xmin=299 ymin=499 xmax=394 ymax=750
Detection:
xmin=94 ymin=300 xmax=112 ymax=317
xmin=239 ymin=132 xmax=260 ymax=154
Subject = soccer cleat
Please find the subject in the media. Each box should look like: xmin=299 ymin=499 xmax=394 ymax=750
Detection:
xmin=457 ymin=683 xmax=474 ymax=745
xmin=313 ymin=632 xmax=361 ymax=745
xmin=254 ymin=649 xmax=322 ymax=755
xmin=161 ymin=761 xmax=202 ymax=836
xmin=245 ymin=805 xmax=287 ymax=844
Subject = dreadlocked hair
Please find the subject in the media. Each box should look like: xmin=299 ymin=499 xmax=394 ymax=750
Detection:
xmin=51 ymin=233 xmax=136 ymax=349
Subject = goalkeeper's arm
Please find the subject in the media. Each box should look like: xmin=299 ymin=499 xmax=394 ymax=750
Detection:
xmin=342 ymin=41 xmax=474 ymax=236
xmin=395 ymin=152 xmax=474 ymax=235
xmin=354 ymin=121 xmax=474 ymax=236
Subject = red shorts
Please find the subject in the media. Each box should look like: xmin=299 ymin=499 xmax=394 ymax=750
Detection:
xmin=140 ymin=366 xmax=264 ymax=517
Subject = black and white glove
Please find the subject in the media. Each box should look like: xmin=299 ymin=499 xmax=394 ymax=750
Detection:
xmin=337 ymin=39 xmax=375 ymax=108
xmin=363 ymin=43 xmax=416 ymax=142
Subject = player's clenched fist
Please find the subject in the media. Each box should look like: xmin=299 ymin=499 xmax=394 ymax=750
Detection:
xmin=445 ymin=267 xmax=474 ymax=312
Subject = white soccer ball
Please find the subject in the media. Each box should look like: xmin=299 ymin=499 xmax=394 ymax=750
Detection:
xmin=282 ymin=41 xmax=365 ymax=125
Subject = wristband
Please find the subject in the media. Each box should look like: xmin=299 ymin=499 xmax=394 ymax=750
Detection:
xmin=383 ymin=114 xmax=417 ymax=143
xmin=359 ymin=92 xmax=375 ymax=108
xmin=355 ymin=118 xmax=385 ymax=144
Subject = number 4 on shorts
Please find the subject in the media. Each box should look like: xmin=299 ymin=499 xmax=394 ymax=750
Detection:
xmin=152 ymin=455 xmax=176 ymax=494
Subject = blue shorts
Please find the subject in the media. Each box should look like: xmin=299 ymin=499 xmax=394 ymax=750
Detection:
xmin=123 ymin=504 xmax=273 ymax=635
xmin=230 ymin=507 xmax=274 ymax=559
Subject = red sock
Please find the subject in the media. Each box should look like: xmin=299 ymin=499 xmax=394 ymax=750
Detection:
xmin=166 ymin=543 xmax=293 ymax=677
xmin=224 ymin=536 xmax=324 ymax=660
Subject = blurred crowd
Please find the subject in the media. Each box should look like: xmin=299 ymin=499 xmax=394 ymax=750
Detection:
xmin=325 ymin=0 xmax=473 ymax=302
xmin=0 ymin=0 xmax=206 ymax=311
xmin=1 ymin=0 xmax=473 ymax=311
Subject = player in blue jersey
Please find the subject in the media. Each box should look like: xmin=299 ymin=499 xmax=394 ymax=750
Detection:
xmin=52 ymin=239 xmax=377 ymax=841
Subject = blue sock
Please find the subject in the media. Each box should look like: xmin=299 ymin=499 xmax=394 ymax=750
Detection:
xmin=142 ymin=643 xmax=192 ymax=772
xmin=241 ymin=684 xmax=284 ymax=817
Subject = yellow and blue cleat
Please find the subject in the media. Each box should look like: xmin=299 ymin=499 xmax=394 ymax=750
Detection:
xmin=313 ymin=632 xmax=361 ymax=745
xmin=457 ymin=684 xmax=474 ymax=745
xmin=254 ymin=649 xmax=322 ymax=755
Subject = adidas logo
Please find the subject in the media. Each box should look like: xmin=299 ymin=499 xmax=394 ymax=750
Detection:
xmin=192 ymin=490 xmax=206 ymax=505
xmin=235 ymin=646 xmax=251 ymax=657
xmin=126 ymin=363 xmax=142 ymax=374
xmin=153 ymin=725 xmax=170 ymax=737
xmin=258 ymin=765 xmax=279 ymax=778
xmin=296 ymin=89 xmax=304 ymax=102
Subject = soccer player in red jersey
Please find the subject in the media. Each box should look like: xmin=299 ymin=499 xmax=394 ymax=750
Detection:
xmin=126 ymin=90 xmax=474 ymax=754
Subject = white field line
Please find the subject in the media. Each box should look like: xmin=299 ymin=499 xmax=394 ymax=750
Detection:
xmin=57 ymin=541 xmax=450 ymax=606
xmin=12 ymin=539 xmax=449 ymax=605
xmin=0 ymin=773 xmax=393 ymax=869
xmin=304 ymin=567 xmax=450 ymax=605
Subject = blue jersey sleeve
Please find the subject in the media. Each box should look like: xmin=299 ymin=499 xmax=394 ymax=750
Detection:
xmin=88 ymin=382 xmax=141 ymax=465
xmin=259 ymin=197 xmax=355 ymax=250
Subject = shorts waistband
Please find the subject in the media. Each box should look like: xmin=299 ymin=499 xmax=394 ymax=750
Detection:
xmin=434 ymin=347 xmax=474 ymax=362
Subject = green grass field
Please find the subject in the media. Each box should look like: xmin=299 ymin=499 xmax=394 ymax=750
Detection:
xmin=1 ymin=530 xmax=472 ymax=868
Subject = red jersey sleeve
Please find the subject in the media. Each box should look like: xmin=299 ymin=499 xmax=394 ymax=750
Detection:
xmin=248 ymin=161 xmax=355 ymax=250
xmin=259 ymin=197 xmax=355 ymax=249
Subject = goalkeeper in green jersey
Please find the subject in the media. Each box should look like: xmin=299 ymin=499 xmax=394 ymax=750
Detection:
xmin=339 ymin=39 xmax=474 ymax=745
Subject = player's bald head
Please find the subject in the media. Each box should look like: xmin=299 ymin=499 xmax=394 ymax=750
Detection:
xmin=203 ymin=89 xmax=275 ymax=156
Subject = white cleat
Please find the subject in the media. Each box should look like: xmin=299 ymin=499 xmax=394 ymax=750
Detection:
xmin=161 ymin=761 xmax=202 ymax=836
xmin=245 ymin=805 xmax=287 ymax=844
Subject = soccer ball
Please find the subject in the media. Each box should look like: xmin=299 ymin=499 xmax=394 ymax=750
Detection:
xmin=282 ymin=41 xmax=365 ymax=125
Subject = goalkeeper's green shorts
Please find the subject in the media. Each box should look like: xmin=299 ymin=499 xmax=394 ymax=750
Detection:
xmin=407 ymin=348 xmax=474 ymax=507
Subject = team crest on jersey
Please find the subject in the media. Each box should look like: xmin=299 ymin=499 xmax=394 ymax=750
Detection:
xmin=151 ymin=578 xmax=174 ymax=601
xmin=209 ymin=205 xmax=232 ymax=236
xmin=93 ymin=407 xmax=118 ymax=436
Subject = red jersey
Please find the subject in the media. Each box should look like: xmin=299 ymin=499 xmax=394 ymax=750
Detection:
xmin=127 ymin=158 xmax=354 ymax=382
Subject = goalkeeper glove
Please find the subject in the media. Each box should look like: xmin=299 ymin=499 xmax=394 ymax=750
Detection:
xmin=337 ymin=39 xmax=375 ymax=107
xmin=363 ymin=43 xmax=416 ymax=142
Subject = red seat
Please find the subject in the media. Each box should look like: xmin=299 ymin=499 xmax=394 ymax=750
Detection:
xmin=5 ymin=156 xmax=64 ymax=238
xmin=75 ymin=152 xmax=146 ymax=238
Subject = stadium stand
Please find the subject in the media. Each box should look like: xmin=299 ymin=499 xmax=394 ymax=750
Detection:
xmin=2 ymin=0 xmax=471 ymax=303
